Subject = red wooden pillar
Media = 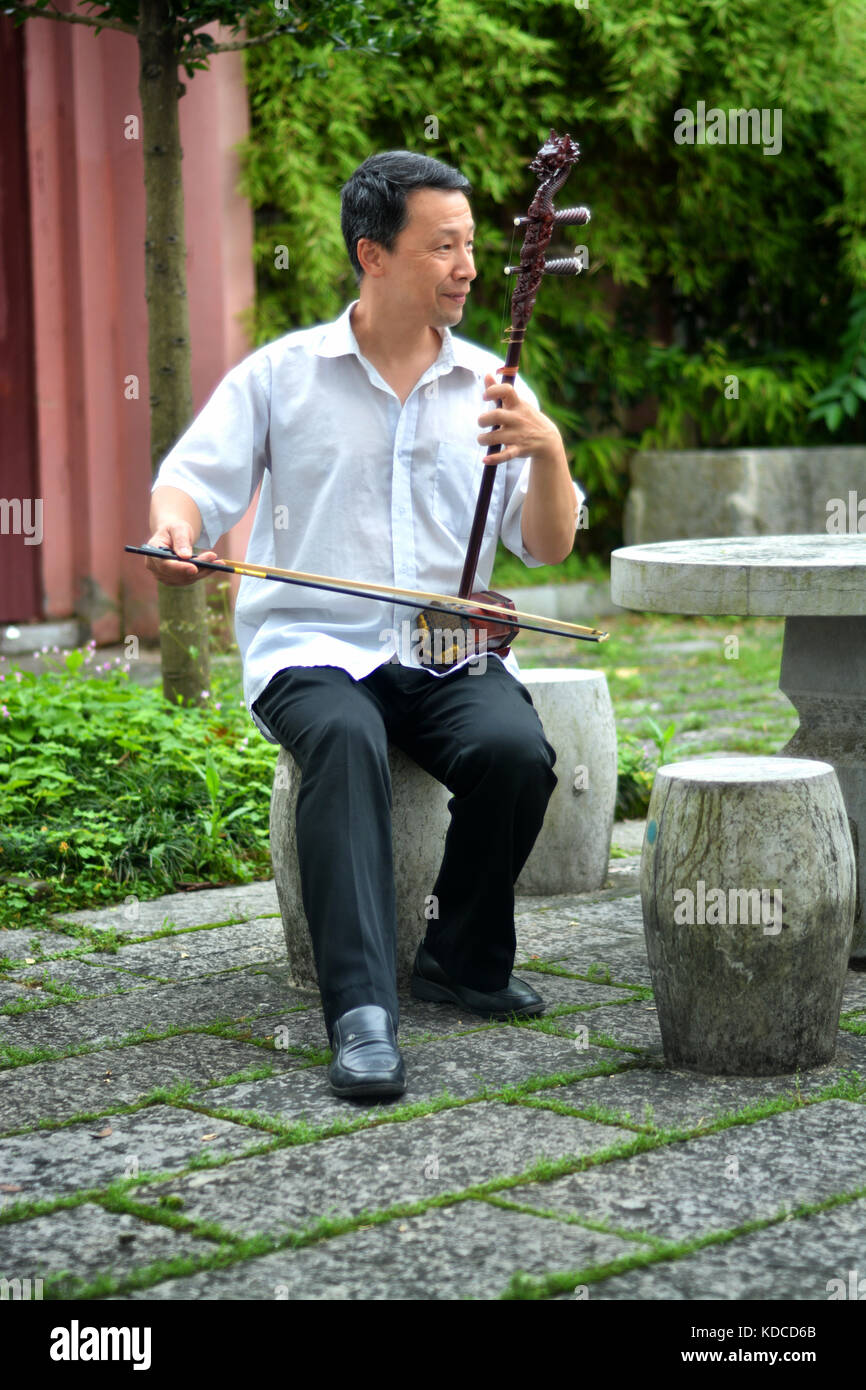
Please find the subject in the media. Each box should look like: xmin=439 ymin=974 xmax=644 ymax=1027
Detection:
xmin=0 ymin=15 xmax=41 ymax=624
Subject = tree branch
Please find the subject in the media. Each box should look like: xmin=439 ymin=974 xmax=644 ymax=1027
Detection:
xmin=184 ymin=23 xmax=312 ymax=60
xmin=3 ymin=2 xmax=136 ymax=35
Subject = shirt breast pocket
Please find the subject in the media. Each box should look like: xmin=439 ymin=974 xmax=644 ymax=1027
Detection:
xmin=433 ymin=442 xmax=491 ymax=540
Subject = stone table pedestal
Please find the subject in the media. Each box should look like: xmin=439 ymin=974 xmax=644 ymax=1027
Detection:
xmin=779 ymin=617 xmax=866 ymax=937
xmin=611 ymin=535 xmax=866 ymax=963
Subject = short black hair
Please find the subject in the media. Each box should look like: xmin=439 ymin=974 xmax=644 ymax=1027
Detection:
xmin=340 ymin=150 xmax=472 ymax=283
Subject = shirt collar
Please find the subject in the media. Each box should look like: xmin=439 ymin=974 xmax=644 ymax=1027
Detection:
xmin=313 ymin=299 xmax=480 ymax=376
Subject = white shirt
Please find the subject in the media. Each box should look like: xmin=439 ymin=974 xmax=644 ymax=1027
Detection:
xmin=153 ymin=300 xmax=584 ymax=741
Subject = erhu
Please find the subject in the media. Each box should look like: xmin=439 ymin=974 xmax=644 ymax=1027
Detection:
xmin=415 ymin=128 xmax=592 ymax=668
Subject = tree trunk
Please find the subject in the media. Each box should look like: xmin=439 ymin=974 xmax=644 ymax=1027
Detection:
xmin=138 ymin=0 xmax=210 ymax=705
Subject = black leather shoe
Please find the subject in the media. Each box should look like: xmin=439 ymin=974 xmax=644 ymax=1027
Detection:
xmin=410 ymin=942 xmax=545 ymax=1020
xmin=328 ymin=1005 xmax=406 ymax=1099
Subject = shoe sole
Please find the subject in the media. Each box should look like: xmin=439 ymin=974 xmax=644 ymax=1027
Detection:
xmin=329 ymin=1077 xmax=406 ymax=1099
xmin=411 ymin=976 xmax=545 ymax=1020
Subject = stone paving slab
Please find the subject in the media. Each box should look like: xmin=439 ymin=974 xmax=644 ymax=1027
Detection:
xmin=0 ymin=929 xmax=81 ymax=960
xmin=391 ymin=992 xmax=611 ymax=1041
xmin=1 ymin=956 xmax=170 ymax=995
xmin=515 ymin=886 xmax=643 ymax=919
xmin=601 ymin=859 xmax=642 ymax=893
xmin=841 ymin=973 xmax=866 ymax=1011
xmin=0 ymin=982 xmax=29 ymax=1004
xmin=67 ymin=919 xmax=289 ymax=981
xmin=516 ymin=893 xmax=645 ymax=941
xmin=610 ymin=820 xmax=646 ymax=854
xmin=193 ymin=1029 xmax=636 ymax=1127
xmin=127 ymin=1103 xmax=627 ymax=1238
xmin=549 ymin=897 xmax=646 ymax=934
xmin=116 ymin=943 xmax=287 ymax=982
xmin=0 ymin=965 xmax=305 ymax=1051
xmin=538 ymin=942 xmax=654 ymax=988
xmin=112 ymin=1199 xmax=645 ymax=1301
xmin=0 ymin=1105 xmax=261 ymax=1205
xmin=825 ymin=1029 xmax=866 ymax=1070
xmin=0 ymin=1202 xmax=223 ymax=1293
xmin=506 ymin=1101 xmax=866 ymax=1242
xmin=539 ymin=1001 xmax=663 ymax=1052
xmin=517 ymin=935 xmax=651 ymax=980
xmin=391 ymin=997 xmax=508 ymax=1041
xmin=53 ymin=882 xmax=281 ymax=936
xmin=0 ymin=1035 xmax=301 ymax=1132
xmin=246 ymin=1006 xmax=332 ymax=1051
xmin=530 ymin=1048 xmax=866 ymax=1131
xmin=505 ymin=972 xmax=643 ymax=1009
xmin=581 ymin=1197 xmax=866 ymax=1300
xmin=517 ymin=928 xmax=647 ymax=973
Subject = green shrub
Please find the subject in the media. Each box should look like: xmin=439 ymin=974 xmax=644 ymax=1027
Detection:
xmin=0 ymin=647 xmax=277 ymax=926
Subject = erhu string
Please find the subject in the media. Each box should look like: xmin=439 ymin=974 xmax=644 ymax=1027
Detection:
xmin=499 ymin=218 xmax=519 ymax=348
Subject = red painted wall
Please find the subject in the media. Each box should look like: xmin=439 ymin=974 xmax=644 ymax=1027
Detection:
xmin=9 ymin=4 xmax=255 ymax=642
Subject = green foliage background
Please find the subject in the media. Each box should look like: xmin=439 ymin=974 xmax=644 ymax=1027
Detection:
xmin=237 ymin=0 xmax=866 ymax=560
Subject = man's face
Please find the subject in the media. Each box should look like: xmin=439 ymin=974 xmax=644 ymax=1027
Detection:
xmin=363 ymin=187 xmax=477 ymax=328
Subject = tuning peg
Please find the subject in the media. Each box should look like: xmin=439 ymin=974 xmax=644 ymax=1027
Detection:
xmin=514 ymin=206 xmax=591 ymax=227
xmin=505 ymin=253 xmax=588 ymax=276
xmin=552 ymin=206 xmax=591 ymax=226
xmin=542 ymin=257 xmax=585 ymax=275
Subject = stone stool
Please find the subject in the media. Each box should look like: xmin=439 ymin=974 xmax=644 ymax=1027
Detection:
xmin=640 ymin=755 xmax=856 ymax=1075
xmin=269 ymin=666 xmax=617 ymax=990
xmin=270 ymin=745 xmax=450 ymax=991
xmin=515 ymin=668 xmax=617 ymax=895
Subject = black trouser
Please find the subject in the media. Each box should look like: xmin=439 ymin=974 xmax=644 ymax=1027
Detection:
xmin=252 ymin=659 xmax=557 ymax=1042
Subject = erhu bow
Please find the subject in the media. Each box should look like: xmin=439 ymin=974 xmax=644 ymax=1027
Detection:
xmin=124 ymin=545 xmax=607 ymax=645
xmin=128 ymin=131 xmax=604 ymax=662
xmin=416 ymin=128 xmax=592 ymax=666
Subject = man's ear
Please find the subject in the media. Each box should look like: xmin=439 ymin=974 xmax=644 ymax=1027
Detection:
xmin=356 ymin=237 xmax=387 ymax=278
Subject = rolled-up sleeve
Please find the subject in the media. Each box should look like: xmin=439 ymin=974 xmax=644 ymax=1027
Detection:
xmin=499 ymin=378 xmax=585 ymax=566
xmin=151 ymin=356 xmax=271 ymax=549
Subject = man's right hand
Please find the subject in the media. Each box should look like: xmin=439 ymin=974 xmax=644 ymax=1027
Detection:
xmin=144 ymin=521 xmax=220 ymax=586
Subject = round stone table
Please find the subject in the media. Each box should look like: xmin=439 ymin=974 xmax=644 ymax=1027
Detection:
xmin=610 ymin=534 xmax=866 ymax=963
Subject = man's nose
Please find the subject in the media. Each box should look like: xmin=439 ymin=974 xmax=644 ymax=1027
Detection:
xmin=455 ymin=250 xmax=477 ymax=281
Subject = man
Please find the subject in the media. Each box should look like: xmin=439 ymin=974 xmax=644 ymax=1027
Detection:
xmin=146 ymin=149 xmax=584 ymax=1101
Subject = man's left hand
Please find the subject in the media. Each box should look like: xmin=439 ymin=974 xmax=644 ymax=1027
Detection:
xmin=477 ymin=373 xmax=563 ymax=465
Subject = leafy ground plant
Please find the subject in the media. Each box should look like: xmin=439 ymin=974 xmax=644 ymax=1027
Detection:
xmin=0 ymin=645 xmax=277 ymax=926
xmin=615 ymin=736 xmax=656 ymax=820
